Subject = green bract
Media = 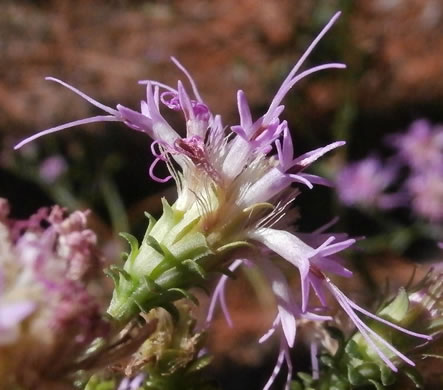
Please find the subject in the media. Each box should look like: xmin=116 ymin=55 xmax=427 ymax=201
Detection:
xmin=106 ymin=197 xmax=251 ymax=322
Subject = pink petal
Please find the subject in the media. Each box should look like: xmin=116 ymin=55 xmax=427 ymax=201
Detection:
xmin=14 ymin=115 xmax=119 ymax=150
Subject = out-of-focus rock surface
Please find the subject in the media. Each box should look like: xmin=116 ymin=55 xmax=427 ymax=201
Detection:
xmin=1 ymin=0 xmax=442 ymax=136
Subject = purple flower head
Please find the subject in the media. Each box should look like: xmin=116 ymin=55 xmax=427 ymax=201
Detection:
xmin=389 ymin=119 xmax=443 ymax=171
xmin=336 ymin=156 xmax=403 ymax=209
xmin=406 ymin=168 xmax=443 ymax=222
xmin=14 ymin=12 xmax=346 ymax=199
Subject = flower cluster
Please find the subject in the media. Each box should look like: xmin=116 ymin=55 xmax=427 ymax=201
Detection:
xmin=390 ymin=119 xmax=443 ymax=172
xmin=14 ymin=12 xmax=432 ymax=390
xmin=336 ymin=119 xmax=443 ymax=222
xmin=336 ymin=157 xmax=404 ymax=210
xmin=0 ymin=198 xmax=107 ymax=388
xmin=391 ymin=119 xmax=443 ymax=222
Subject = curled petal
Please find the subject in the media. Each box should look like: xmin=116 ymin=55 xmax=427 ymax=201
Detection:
xmin=206 ymin=259 xmax=243 ymax=327
xmin=45 ymin=77 xmax=118 ymax=115
xmin=265 ymin=11 xmax=342 ymax=121
xmin=171 ymin=56 xmax=204 ymax=103
xmin=14 ymin=116 xmax=119 ymax=150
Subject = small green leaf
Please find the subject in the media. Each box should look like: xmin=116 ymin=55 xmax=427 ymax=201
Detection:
xmin=183 ymin=259 xmax=207 ymax=279
xmin=119 ymin=232 xmax=140 ymax=264
xmin=110 ymin=265 xmax=132 ymax=281
xmin=378 ymin=288 xmax=409 ymax=323
xmin=161 ymin=197 xmax=174 ymax=219
xmin=142 ymin=275 xmax=163 ymax=293
xmin=216 ymin=241 xmax=253 ymax=253
xmin=290 ymin=381 xmax=304 ymax=390
xmin=367 ymin=379 xmax=384 ymax=390
xmin=187 ymin=355 xmax=213 ymax=373
xmin=104 ymin=267 xmax=119 ymax=287
xmin=345 ymin=339 xmax=363 ymax=359
xmin=146 ymin=235 xmax=164 ymax=255
xmin=143 ymin=211 xmax=157 ymax=239
xmin=168 ymin=288 xmax=200 ymax=305
xmin=159 ymin=242 xmax=181 ymax=266
xmin=170 ymin=214 xmax=201 ymax=245
xmin=104 ymin=266 xmax=132 ymax=293
xmin=319 ymin=354 xmax=335 ymax=368
xmin=347 ymin=366 xmax=363 ymax=386
xmin=348 ymin=363 xmax=379 ymax=386
xmin=133 ymin=296 xmax=150 ymax=314
xmin=297 ymin=372 xmax=314 ymax=385
xmin=380 ymin=364 xmax=395 ymax=386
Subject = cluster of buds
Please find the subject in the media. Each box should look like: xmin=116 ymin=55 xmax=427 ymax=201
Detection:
xmin=0 ymin=198 xmax=108 ymax=389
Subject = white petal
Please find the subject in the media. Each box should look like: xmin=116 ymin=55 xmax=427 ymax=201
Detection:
xmin=250 ymin=228 xmax=314 ymax=311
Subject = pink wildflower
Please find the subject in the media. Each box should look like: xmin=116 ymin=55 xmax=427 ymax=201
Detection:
xmin=336 ymin=156 xmax=404 ymax=209
xmin=389 ymin=119 xmax=443 ymax=171
xmin=407 ymin=169 xmax=443 ymax=222
xmin=13 ymin=11 xmax=431 ymax=388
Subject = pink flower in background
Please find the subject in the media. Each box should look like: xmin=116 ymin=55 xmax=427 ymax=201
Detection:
xmin=390 ymin=119 xmax=443 ymax=171
xmin=336 ymin=120 xmax=443 ymax=223
xmin=0 ymin=199 xmax=107 ymax=382
xmin=336 ymin=156 xmax=403 ymax=209
xmin=407 ymin=169 xmax=443 ymax=222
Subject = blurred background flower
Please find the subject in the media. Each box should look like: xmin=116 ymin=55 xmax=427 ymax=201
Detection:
xmin=0 ymin=200 xmax=109 ymax=388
